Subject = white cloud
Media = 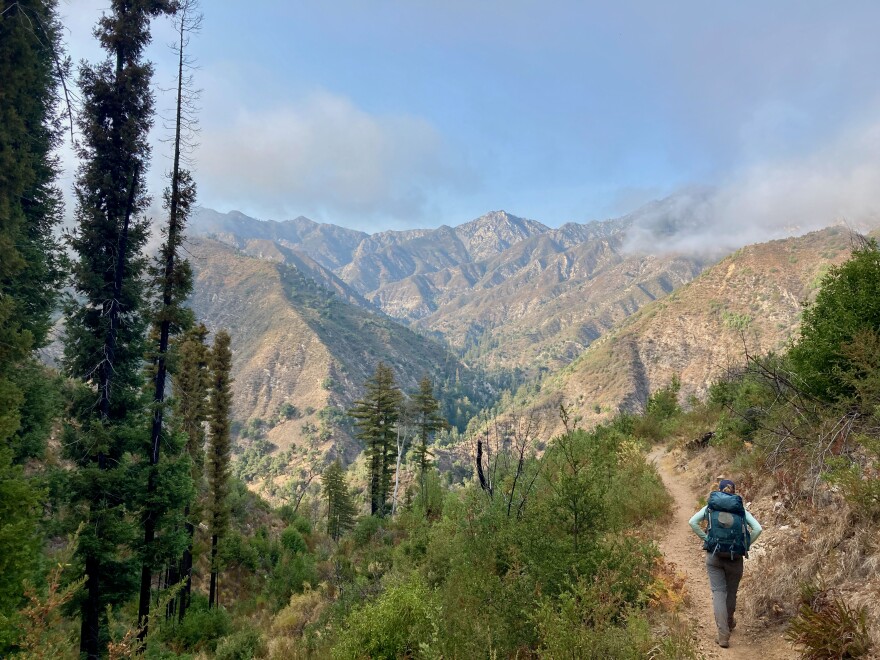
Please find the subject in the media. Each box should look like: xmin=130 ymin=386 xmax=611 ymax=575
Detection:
xmin=623 ymin=117 xmax=880 ymax=255
xmin=195 ymin=92 xmax=472 ymax=226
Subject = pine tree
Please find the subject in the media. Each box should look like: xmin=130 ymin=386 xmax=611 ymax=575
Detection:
xmin=0 ymin=0 xmax=66 ymax=461
xmin=411 ymin=377 xmax=448 ymax=478
xmin=411 ymin=376 xmax=448 ymax=512
xmin=0 ymin=0 xmax=66 ymax=389
xmin=137 ymin=0 xmax=201 ymax=636
xmin=350 ymin=362 xmax=402 ymax=517
xmin=61 ymin=2 xmax=175 ymax=655
xmin=174 ymin=324 xmax=210 ymax=621
xmin=0 ymin=5 xmax=66 ymax=641
xmin=322 ymin=459 xmax=356 ymax=541
xmin=206 ymin=330 xmax=233 ymax=609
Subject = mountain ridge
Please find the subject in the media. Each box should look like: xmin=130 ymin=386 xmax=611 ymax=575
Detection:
xmin=511 ymin=225 xmax=858 ymax=438
xmin=189 ymin=203 xmax=707 ymax=373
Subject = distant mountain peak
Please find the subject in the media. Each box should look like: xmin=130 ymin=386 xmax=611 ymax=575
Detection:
xmin=455 ymin=210 xmax=550 ymax=262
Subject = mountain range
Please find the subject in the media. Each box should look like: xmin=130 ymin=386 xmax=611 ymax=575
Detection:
xmin=190 ymin=198 xmax=712 ymax=374
xmin=185 ymin=197 xmax=872 ymax=486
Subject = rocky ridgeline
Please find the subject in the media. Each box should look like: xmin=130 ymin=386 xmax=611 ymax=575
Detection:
xmin=189 ymin=204 xmax=704 ymax=371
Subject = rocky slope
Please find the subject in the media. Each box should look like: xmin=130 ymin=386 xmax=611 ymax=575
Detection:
xmin=414 ymin=234 xmax=707 ymax=371
xmin=521 ymin=226 xmax=855 ymax=437
xmin=192 ymin=207 xmax=368 ymax=270
xmin=184 ymin=201 xmax=878 ymax=498
xmin=190 ymin=203 xmax=708 ymax=373
xmin=186 ymin=238 xmax=484 ymax=460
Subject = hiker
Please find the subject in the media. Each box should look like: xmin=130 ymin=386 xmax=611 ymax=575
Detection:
xmin=689 ymin=479 xmax=762 ymax=649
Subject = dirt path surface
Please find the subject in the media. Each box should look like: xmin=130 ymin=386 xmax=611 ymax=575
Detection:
xmin=650 ymin=447 xmax=798 ymax=660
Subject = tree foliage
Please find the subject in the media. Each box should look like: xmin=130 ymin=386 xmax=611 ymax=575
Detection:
xmin=207 ymin=330 xmax=233 ymax=608
xmin=322 ymin=459 xmax=356 ymax=541
xmin=411 ymin=376 xmax=448 ymax=480
xmin=0 ymin=0 xmax=66 ymax=371
xmin=0 ymin=5 xmax=66 ymax=636
xmin=138 ymin=0 xmax=200 ymax=635
xmin=789 ymin=239 xmax=880 ymax=401
xmin=350 ymin=362 xmax=402 ymax=517
xmin=61 ymin=2 xmax=176 ymax=654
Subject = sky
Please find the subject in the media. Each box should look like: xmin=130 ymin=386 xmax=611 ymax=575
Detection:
xmin=58 ymin=1 xmax=880 ymax=236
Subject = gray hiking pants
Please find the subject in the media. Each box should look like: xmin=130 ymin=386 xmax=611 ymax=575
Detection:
xmin=705 ymin=552 xmax=744 ymax=640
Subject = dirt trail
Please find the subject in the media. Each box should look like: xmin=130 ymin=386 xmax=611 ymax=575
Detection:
xmin=650 ymin=447 xmax=797 ymax=660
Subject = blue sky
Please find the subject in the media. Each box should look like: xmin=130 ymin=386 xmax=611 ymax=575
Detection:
xmin=60 ymin=1 xmax=880 ymax=234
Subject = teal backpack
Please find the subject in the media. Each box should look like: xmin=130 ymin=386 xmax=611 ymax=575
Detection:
xmin=703 ymin=491 xmax=750 ymax=559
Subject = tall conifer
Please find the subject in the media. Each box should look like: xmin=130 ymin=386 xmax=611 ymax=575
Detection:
xmin=0 ymin=5 xmax=66 ymax=639
xmin=174 ymin=324 xmax=210 ymax=621
xmin=0 ymin=0 xmax=65 ymax=373
xmin=322 ymin=459 xmax=356 ymax=541
xmin=411 ymin=376 xmax=448 ymax=509
xmin=61 ymin=2 xmax=174 ymax=656
xmin=0 ymin=0 xmax=66 ymax=459
xmin=350 ymin=362 xmax=402 ymax=517
xmin=206 ymin=330 xmax=233 ymax=608
xmin=137 ymin=0 xmax=201 ymax=636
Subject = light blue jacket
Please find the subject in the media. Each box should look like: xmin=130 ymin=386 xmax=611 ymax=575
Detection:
xmin=689 ymin=505 xmax=762 ymax=545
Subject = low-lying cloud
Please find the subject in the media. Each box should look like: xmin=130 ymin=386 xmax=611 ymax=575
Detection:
xmin=196 ymin=92 xmax=472 ymax=226
xmin=623 ymin=118 xmax=880 ymax=256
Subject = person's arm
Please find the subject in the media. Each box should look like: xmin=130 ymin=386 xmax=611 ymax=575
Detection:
xmin=745 ymin=510 xmax=762 ymax=544
xmin=688 ymin=505 xmax=708 ymax=541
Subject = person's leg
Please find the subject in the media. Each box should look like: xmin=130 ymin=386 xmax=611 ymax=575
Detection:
xmin=705 ymin=553 xmax=731 ymax=645
xmin=724 ymin=557 xmax=744 ymax=632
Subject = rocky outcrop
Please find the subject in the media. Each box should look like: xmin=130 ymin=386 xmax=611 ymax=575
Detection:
xmin=529 ymin=226 xmax=855 ymax=437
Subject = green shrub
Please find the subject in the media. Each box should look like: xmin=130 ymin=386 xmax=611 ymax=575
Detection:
xmin=265 ymin=554 xmax=318 ymax=611
xmin=789 ymin=240 xmax=880 ymax=401
xmin=292 ymin=515 xmax=312 ymax=535
xmin=645 ymin=375 xmax=681 ymax=421
xmin=532 ymin=575 xmax=653 ymax=659
xmin=606 ymin=440 xmax=672 ymax=526
xmin=218 ymin=531 xmax=261 ymax=571
xmin=332 ymin=577 xmax=440 ymax=660
xmin=279 ymin=402 xmax=300 ymax=419
xmin=277 ymin=504 xmax=297 ymax=525
xmin=160 ymin=598 xmax=232 ymax=653
xmin=353 ymin=516 xmax=381 ymax=547
xmin=586 ymin=534 xmax=659 ymax=608
xmin=280 ymin=527 xmax=306 ymax=554
xmin=215 ymin=628 xmax=266 ymax=660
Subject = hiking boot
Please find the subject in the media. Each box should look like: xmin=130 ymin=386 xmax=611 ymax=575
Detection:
xmin=716 ymin=633 xmax=730 ymax=648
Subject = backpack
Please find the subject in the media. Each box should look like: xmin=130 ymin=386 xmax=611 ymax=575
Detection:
xmin=703 ymin=491 xmax=750 ymax=559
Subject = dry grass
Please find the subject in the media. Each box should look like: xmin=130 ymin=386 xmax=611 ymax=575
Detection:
xmin=742 ymin=497 xmax=880 ymax=650
xmin=785 ymin=584 xmax=873 ymax=659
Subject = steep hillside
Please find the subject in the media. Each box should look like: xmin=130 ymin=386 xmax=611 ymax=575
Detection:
xmin=338 ymin=224 xmax=474 ymax=295
xmin=416 ymin=235 xmax=707 ymax=371
xmin=341 ymin=211 xmax=637 ymax=327
xmin=237 ymin=238 xmax=372 ymax=308
xmin=191 ymin=207 xmax=368 ymax=270
xmin=187 ymin=238 xmax=485 ymax=464
xmin=523 ymin=226 xmax=855 ymax=436
xmin=190 ymin=206 xmax=705 ymax=374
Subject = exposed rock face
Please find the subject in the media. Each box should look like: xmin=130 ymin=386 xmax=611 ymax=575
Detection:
xmin=453 ymin=211 xmax=550 ymax=262
xmin=529 ymin=226 xmax=855 ymax=437
xmin=190 ymin=206 xmax=704 ymax=373
xmin=186 ymin=238 xmax=478 ymax=456
xmin=191 ymin=207 xmax=368 ymax=270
